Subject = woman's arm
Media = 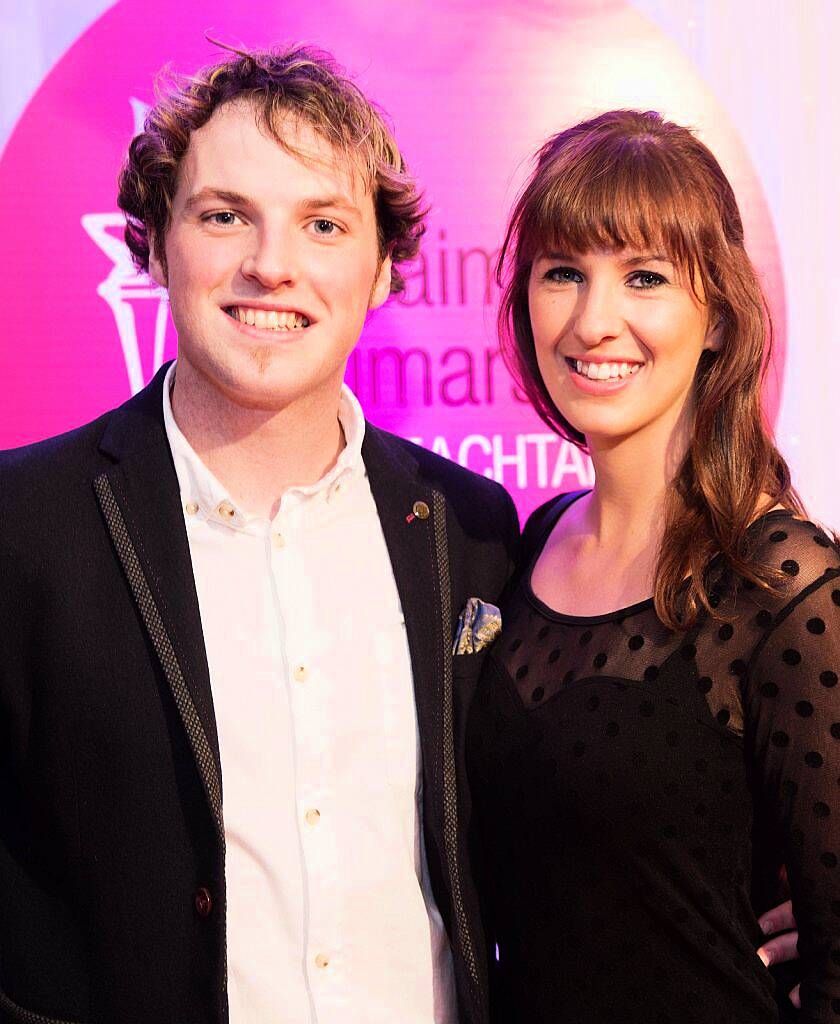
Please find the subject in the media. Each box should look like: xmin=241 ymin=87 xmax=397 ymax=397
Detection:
xmin=745 ymin=551 xmax=840 ymax=1022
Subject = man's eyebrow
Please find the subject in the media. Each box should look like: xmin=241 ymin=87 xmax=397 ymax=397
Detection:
xmin=182 ymin=188 xmax=253 ymax=213
xmin=298 ymin=194 xmax=363 ymax=219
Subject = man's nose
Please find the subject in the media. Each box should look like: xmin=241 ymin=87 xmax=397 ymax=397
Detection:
xmin=240 ymin=228 xmax=298 ymax=290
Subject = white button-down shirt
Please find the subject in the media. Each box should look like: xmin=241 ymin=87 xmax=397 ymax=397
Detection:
xmin=162 ymin=363 xmax=456 ymax=1023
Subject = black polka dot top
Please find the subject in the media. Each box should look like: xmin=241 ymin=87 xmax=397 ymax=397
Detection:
xmin=466 ymin=491 xmax=840 ymax=1024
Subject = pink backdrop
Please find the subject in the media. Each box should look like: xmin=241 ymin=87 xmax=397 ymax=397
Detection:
xmin=0 ymin=0 xmax=785 ymax=521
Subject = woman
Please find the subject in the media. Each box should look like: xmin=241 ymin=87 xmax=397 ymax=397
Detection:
xmin=466 ymin=110 xmax=840 ymax=1023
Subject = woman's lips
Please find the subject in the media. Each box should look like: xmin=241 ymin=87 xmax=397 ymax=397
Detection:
xmin=564 ymin=356 xmax=645 ymax=394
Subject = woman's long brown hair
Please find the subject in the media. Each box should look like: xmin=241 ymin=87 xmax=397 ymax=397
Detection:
xmin=497 ymin=109 xmax=804 ymax=630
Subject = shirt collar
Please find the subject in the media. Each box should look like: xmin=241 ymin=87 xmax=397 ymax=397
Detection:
xmin=161 ymin=361 xmax=367 ymax=529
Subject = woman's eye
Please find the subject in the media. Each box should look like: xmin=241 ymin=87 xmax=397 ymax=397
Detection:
xmin=204 ymin=211 xmax=240 ymax=227
xmin=545 ymin=266 xmax=583 ymax=284
xmin=311 ymin=219 xmax=340 ymax=236
xmin=628 ymin=270 xmax=667 ymax=289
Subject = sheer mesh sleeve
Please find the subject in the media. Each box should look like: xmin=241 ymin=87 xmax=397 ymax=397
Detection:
xmin=745 ymin=551 xmax=840 ymax=1023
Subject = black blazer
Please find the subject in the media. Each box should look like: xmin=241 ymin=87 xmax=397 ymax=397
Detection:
xmin=0 ymin=364 xmax=519 ymax=1024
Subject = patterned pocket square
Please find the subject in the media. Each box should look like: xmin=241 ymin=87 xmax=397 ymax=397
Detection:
xmin=452 ymin=598 xmax=502 ymax=655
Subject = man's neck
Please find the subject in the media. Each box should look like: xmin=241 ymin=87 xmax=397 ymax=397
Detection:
xmin=170 ymin=360 xmax=347 ymax=519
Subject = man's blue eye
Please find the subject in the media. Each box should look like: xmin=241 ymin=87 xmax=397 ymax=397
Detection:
xmin=313 ymin=219 xmax=337 ymax=234
xmin=207 ymin=211 xmax=237 ymax=226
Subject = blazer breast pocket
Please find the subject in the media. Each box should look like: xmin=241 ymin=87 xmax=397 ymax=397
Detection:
xmin=452 ymin=647 xmax=493 ymax=683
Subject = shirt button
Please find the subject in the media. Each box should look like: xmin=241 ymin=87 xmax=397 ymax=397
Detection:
xmin=305 ymin=808 xmax=321 ymax=826
xmin=412 ymin=500 xmax=430 ymax=520
xmin=315 ymin=953 xmax=330 ymax=969
xmin=185 ymin=501 xmax=199 ymax=516
xmin=272 ymin=531 xmax=285 ymax=548
xmin=194 ymin=887 xmax=213 ymax=917
xmin=217 ymin=500 xmax=236 ymax=519
xmin=293 ymin=665 xmax=308 ymax=683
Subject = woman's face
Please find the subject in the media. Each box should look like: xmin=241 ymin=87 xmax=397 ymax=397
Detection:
xmin=528 ymin=248 xmax=720 ymax=447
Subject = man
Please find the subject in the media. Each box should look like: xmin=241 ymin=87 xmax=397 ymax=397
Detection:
xmin=0 ymin=45 xmax=516 ymax=1024
xmin=0 ymin=43 xmax=801 ymax=1024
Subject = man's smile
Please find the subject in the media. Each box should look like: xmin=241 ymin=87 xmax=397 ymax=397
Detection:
xmin=223 ymin=305 xmax=312 ymax=331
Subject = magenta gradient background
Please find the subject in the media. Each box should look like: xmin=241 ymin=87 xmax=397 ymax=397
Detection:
xmin=0 ymin=0 xmax=786 ymax=521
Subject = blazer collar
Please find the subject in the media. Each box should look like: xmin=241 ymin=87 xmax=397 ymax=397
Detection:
xmin=98 ymin=362 xmax=173 ymax=462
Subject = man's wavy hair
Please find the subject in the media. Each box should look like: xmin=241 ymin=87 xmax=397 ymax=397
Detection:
xmin=118 ymin=43 xmax=426 ymax=294
xmin=497 ymin=109 xmax=806 ymax=630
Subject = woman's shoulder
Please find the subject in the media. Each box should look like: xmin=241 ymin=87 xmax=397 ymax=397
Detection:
xmin=749 ymin=510 xmax=840 ymax=598
xmin=717 ymin=511 xmax=840 ymax=654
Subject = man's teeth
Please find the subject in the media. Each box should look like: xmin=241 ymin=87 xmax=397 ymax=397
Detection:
xmin=574 ymin=359 xmax=642 ymax=381
xmin=229 ymin=307 xmax=310 ymax=330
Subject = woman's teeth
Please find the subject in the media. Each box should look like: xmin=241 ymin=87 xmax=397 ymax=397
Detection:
xmin=571 ymin=359 xmax=642 ymax=381
xmin=227 ymin=307 xmax=310 ymax=330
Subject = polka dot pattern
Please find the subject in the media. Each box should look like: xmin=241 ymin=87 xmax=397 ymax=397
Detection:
xmin=466 ymin=504 xmax=840 ymax=1022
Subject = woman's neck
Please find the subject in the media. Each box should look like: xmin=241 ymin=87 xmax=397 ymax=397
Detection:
xmin=582 ymin=403 xmax=692 ymax=551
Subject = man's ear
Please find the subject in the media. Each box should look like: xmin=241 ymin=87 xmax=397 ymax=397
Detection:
xmin=369 ymin=254 xmax=393 ymax=310
xmin=148 ymin=237 xmax=168 ymax=289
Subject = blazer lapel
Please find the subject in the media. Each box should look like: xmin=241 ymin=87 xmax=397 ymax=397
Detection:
xmin=362 ymin=426 xmax=448 ymax=830
xmin=95 ymin=365 xmax=222 ymax=834
xmin=363 ymin=426 xmax=484 ymax=1013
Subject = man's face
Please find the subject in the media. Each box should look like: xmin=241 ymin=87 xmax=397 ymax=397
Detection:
xmin=149 ymin=99 xmax=391 ymax=411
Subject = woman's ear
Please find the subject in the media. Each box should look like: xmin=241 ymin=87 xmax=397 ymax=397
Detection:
xmin=704 ymin=317 xmax=724 ymax=353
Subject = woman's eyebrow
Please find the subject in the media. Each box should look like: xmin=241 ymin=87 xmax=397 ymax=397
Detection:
xmin=538 ymin=251 xmax=576 ymax=261
xmin=622 ymin=253 xmax=673 ymax=267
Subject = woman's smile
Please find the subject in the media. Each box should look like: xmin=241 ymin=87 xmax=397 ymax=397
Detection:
xmin=564 ymin=355 xmax=645 ymax=393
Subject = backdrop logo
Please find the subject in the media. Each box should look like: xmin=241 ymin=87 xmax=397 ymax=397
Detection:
xmin=81 ymin=211 xmax=169 ymax=394
xmin=0 ymin=0 xmax=785 ymax=520
xmin=79 ymin=99 xmax=169 ymax=394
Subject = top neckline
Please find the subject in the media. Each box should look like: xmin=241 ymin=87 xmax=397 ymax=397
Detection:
xmin=524 ymin=495 xmax=798 ymax=626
